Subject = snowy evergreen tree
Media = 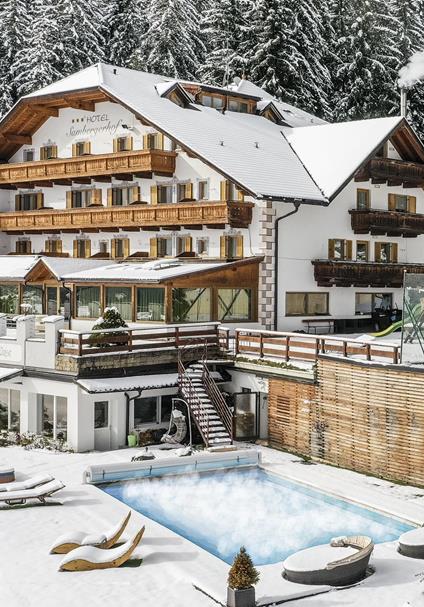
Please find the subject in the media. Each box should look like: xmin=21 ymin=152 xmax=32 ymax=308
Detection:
xmin=104 ymin=0 xmax=146 ymax=67
xmin=132 ymin=0 xmax=205 ymax=79
xmin=332 ymin=0 xmax=402 ymax=121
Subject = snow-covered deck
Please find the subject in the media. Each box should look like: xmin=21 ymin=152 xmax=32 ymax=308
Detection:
xmin=1 ymin=445 xmax=424 ymax=607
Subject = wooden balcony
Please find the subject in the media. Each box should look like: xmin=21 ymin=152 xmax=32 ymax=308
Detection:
xmin=350 ymin=209 xmax=424 ymax=237
xmin=356 ymin=157 xmax=424 ymax=186
xmin=0 ymin=200 xmax=253 ymax=233
xmin=0 ymin=149 xmax=176 ymax=186
xmin=312 ymin=260 xmax=424 ymax=288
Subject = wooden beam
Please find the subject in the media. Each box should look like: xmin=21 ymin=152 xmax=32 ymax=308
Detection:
xmin=34 ymin=181 xmax=53 ymax=187
xmin=161 ymin=225 xmax=181 ymax=231
xmin=30 ymin=105 xmax=59 ymax=118
xmin=92 ymin=175 xmax=112 ymax=183
xmin=114 ymin=173 xmax=133 ymax=181
xmin=63 ymin=97 xmax=95 ymax=111
xmin=4 ymin=133 xmax=32 ymax=144
xmin=52 ymin=179 xmax=73 ymax=186
xmin=72 ymin=178 xmax=92 ymax=185
xmin=371 ymin=178 xmax=386 ymax=185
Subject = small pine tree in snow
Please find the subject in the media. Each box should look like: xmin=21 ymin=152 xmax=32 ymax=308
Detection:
xmin=132 ymin=0 xmax=205 ymax=79
xmin=228 ymin=546 xmax=260 ymax=590
xmin=105 ymin=0 xmax=146 ymax=67
xmin=92 ymin=306 xmax=128 ymax=331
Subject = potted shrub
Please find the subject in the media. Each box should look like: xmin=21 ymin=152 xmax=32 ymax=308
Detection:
xmin=227 ymin=546 xmax=259 ymax=607
xmin=91 ymin=306 xmax=128 ymax=348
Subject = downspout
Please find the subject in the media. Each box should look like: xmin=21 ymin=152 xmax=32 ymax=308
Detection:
xmin=124 ymin=390 xmax=142 ymax=439
xmin=273 ymin=201 xmax=301 ymax=331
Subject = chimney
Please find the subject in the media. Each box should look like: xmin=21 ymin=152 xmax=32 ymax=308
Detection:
xmin=400 ymin=88 xmax=407 ymax=117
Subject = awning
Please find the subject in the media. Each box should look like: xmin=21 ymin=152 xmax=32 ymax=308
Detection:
xmin=0 ymin=368 xmax=22 ymax=382
xmin=76 ymin=371 xmax=224 ymax=394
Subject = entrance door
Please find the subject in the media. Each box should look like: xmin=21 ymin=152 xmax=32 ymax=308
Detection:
xmin=46 ymin=287 xmax=58 ymax=315
xmin=94 ymin=401 xmax=111 ymax=451
xmin=232 ymin=392 xmax=259 ymax=440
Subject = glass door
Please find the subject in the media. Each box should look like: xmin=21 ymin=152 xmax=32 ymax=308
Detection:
xmin=231 ymin=392 xmax=259 ymax=439
xmin=46 ymin=287 xmax=58 ymax=315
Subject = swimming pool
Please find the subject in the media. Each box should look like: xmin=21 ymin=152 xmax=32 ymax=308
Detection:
xmin=102 ymin=467 xmax=413 ymax=565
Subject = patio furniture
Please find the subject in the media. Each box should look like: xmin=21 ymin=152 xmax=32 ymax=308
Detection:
xmin=58 ymin=526 xmax=145 ymax=571
xmin=0 ymin=467 xmax=15 ymax=484
xmin=0 ymin=479 xmax=65 ymax=506
xmin=50 ymin=511 xmax=132 ymax=554
xmin=0 ymin=473 xmax=54 ymax=492
xmin=283 ymin=535 xmax=374 ymax=586
xmin=398 ymin=527 xmax=424 ymax=558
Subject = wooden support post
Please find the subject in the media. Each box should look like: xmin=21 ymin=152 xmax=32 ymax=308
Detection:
xmin=343 ymin=340 xmax=347 ymax=358
xmin=235 ymin=331 xmax=240 ymax=355
xmin=259 ymin=333 xmax=264 ymax=359
xmin=175 ymin=327 xmax=180 ymax=347
xmin=366 ymin=343 xmax=371 ymax=361
xmin=77 ymin=334 xmax=83 ymax=357
xmin=285 ymin=336 xmax=290 ymax=361
xmin=393 ymin=346 xmax=399 ymax=364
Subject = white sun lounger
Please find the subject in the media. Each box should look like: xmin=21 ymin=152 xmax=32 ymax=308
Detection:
xmin=59 ymin=526 xmax=145 ymax=571
xmin=0 ymin=473 xmax=54 ymax=492
xmin=0 ymin=479 xmax=65 ymax=506
xmin=50 ymin=511 xmax=132 ymax=554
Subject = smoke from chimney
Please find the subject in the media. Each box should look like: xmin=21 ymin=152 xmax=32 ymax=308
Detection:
xmin=398 ymin=51 xmax=424 ymax=89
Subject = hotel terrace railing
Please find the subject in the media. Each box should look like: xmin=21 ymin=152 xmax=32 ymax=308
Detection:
xmin=350 ymin=209 xmax=424 ymax=237
xmin=59 ymin=322 xmax=222 ymax=357
xmin=0 ymin=149 xmax=176 ymax=185
xmin=312 ymin=260 xmax=424 ymax=288
xmin=356 ymin=158 xmax=424 ymax=185
xmin=233 ymin=328 xmax=400 ymax=364
xmin=0 ymin=200 xmax=253 ymax=232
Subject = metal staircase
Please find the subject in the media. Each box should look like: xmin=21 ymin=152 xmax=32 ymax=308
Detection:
xmin=178 ymin=354 xmax=233 ymax=449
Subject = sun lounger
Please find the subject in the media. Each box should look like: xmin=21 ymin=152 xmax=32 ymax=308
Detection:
xmin=0 ymin=479 xmax=65 ymax=506
xmin=0 ymin=473 xmax=54 ymax=492
xmin=59 ymin=526 xmax=145 ymax=571
xmin=50 ymin=511 xmax=132 ymax=554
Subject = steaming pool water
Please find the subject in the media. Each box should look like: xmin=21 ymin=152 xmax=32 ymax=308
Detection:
xmin=102 ymin=467 xmax=413 ymax=565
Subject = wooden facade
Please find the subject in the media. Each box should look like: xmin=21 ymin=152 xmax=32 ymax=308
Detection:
xmin=312 ymin=259 xmax=424 ymax=287
xmin=355 ymin=157 xmax=424 ymax=186
xmin=268 ymin=356 xmax=424 ymax=486
xmin=350 ymin=208 xmax=424 ymax=237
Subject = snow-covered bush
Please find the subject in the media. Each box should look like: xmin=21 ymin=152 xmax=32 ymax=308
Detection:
xmin=91 ymin=306 xmax=129 ymax=349
xmin=0 ymin=430 xmax=73 ymax=452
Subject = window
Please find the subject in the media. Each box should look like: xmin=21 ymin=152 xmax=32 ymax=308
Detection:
xmin=357 ymin=189 xmax=370 ymax=210
xmin=136 ymin=287 xmax=165 ymax=321
xmin=0 ymin=389 xmax=20 ymax=432
xmin=108 ymin=186 xmax=140 ymax=206
xmin=228 ymin=99 xmax=249 ymax=113
xmin=388 ymin=194 xmax=416 ymax=213
xmin=76 ymin=286 xmax=101 ymax=318
xmin=23 ymin=149 xmax=35 ymax=162
xmin=73 ymin=239 xmax=91 ymax=258
xmin=375 ymin=242 xmax=398 ymax=263
xmin=15 ymin=192 xmax=43 ymax=211
xmin=40 ymin=145 xmax=58 ymax=160
xmin=38 ymin=395 xmax=67 ymax=440
xmin=172 ymin=288 xmax=212 ymax=322
xmin=94 ymin=402 xmax=109 ymax=429
xmin=218 ymin=288 xmax=253 ymax=321
xmin=111 ymin=238 xmax=130 ymax=259
xmin=356 ymin=241 xmax=369 ymax=262
xmin=220 ymin=235 xmax=243 ymax=259
xmin=0 ymin=285 xmax=18 ymax=314
xmin=198 ymin=180 xmax=208 ymax=200
xmin=155 ymin=184 xmax=173 ymax=204
xmin=196 ymin=237 xmax=209 ymax=256
xmin=16 ymin=239 xmax=31 ymax=254
xmin=286 ymin=292 xmax=329 ymax=316
xmin=202 ymin=94 xmax=224 ymax=109
xmin=22 ymin=285 xmax=43 ymax=314
xmin=45 ymin=238 xmax=62 ymax=254
xmin=72 ymin=141 xmax=91 ymax=156
xmin=177 ymin=182 xmax=193 ymax=202
xmin=355 ymin=293 xmax=393 ymax=315
xmin=134 ymin=396 xmax=158 ymax=425
xmin=46 ymin=286 xmax=58 ymax=315
xmin=176 ymin=236 xmax=192 ymax=255
xmin=99 ymin=241 xmax=109 ymax=255
xmin=114 ymin=136 xmax=133 ymax=152
xmin=143 ymin=133 xmax=164 ymax=150
xmin=105 ymin=286 xmax=132 ymax=320
xmin=328 ymin=239 xmax=352 ymax=260
xmin=150 ymin=237 xmax=172 ymax=257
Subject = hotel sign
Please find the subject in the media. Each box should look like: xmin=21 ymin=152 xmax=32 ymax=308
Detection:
xmin=66 ymin=114 xmax=123 ymax=138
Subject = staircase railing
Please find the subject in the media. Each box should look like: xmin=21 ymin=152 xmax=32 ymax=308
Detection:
xmin=178 ymin=353 xmax=210 ymax=446
xmin=201 ymin=362 xmax=233 ymax=443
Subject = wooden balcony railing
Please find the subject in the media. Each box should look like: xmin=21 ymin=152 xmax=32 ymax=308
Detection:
xmin=312 ymin=259 xmax=424 ymax=288
xmin=234 ymin=328 xmax=400 ymax=364
xmin=0 ymin=149 xmax=176 ymax=185
xmin=356 ymin=158 xmax=424 ymax=185
xmin=0 ymin=200 xmax=253 ymax=232
xmin=350 ymin=209 xmax=424 ymax=237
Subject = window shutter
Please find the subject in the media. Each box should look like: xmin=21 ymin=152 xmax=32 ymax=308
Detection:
xmin=345 ymin=240 xmax=353 ymax=260
xmin=388 ymin=194 xmax=396 ymax=211
xmin=113 ymin=138 xmax=118 ymax=153
xmin=36 ymin=192 xmax=44 ymax=209
xmin=123 ymin=238 xmax=130 ymax=258
xmin=91 ymin=189 xmax=102 ymax=206
xmin=45 ymin=239 xmax=51 ymax=253
xmin=236 ymin=235 xmax=244 ymax=258
xmin=72 ymin=143 xmax=77 ymax=157
xmin=391 ymin=242 xmax=398 ymax=263
xmin=328 ymin=239 xmax=335 ymax=259
xmin=130 ymin=185 xmax=140 ymax=203
xmin=66 ymin=191 xmax=73 ymax=209
xmin=107 ymin=188 xmax=113 ymax=206
xmin=408 ymin=196 xmax=416 ymax=213
xmin=84 ymin=240 xmax=91 ymax=258
xmin=150 ymin=237 xmax=158 ymax=257
xmin=237 ymin=189 xmax=245 ymax=202
xmin=51 ymin=145 xmax=58 ymax=159
xmin=156 ymin=133 xmax=164 ymax=150
xmin=15 ymin=194 xmax=22 ymax=211
xmin=220 ymin=235 xmax=228 ymax=258
xmin=375 ymin=242 xmax=382 ymax=262
xmin=143 ymin=134 xmax=149 ymax=150
xmin=56 ymin=239 xmax=63 ymax=254
xmin=220 ymin=180 xmax=230 ymax=201
xmin=40 ymin=147 xmax=46 ymax=161
xmin=83 ymin=141 xmax=91 ymax=155
xmin=184 ymin=236 xmax=192 ymax=253
xmin=126 ymin=136 xmax=133 ymax=151
xmin=73 ymin=240 xmax=78 ymax=257
xmin=111 ymin=238 xmax=117 ymax=258
xmin=185 ymin=182 xmax=193 ymax=200
xmin=150 ymin=185 xmax=158 ymax=205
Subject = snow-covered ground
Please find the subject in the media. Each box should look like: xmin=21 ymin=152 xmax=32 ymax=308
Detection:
xmin=1 ymin=444 xmax=424 ymax=607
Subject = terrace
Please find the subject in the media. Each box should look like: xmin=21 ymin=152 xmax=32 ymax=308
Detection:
xmin=312 ymin=259 xmax=424 ymax=288
xmin=350 ymin=208 xmax=424 ymax=237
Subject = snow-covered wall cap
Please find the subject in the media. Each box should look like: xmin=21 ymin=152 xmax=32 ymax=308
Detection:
xmin=285 ymin=116 xmax=404 ymax=201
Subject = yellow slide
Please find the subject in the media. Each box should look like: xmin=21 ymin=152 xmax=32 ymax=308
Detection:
xmin=372 ymin=320 xmax=403 ymax=338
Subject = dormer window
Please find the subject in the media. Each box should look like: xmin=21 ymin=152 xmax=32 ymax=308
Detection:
xmin=202 ymin=94 xmax=224 ymax=110
xmin=40 ymin=144 xmax=58 ymax=160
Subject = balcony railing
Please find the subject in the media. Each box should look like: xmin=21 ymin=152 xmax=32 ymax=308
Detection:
xmin=312 ymin=259 xmax=424 ymax=288
xmin=350 ymin=209 xmax=424 ymax=237
xmin=0 ymin=200 xmax=253 ymax=232
xmin=356 ymin=158 xmax=424 ymax=185
xmin=0 ymin=149 xmax=176 ymax=185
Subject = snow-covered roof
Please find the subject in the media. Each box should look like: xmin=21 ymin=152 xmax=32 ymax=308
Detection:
xmin=40 ymin=257 xmax=116 ymax=279
xmin=77 ymin=373 xmax=180 ymax=393
xmin=0 ymin=256 xmax=40 ymax=281
xmin=0 ymin=367 xmax=22 ymax=382
xmin=285 ymin=116 xmax=404 ymax=200
xmin=0 ymin=255 xmax=117 ymax=281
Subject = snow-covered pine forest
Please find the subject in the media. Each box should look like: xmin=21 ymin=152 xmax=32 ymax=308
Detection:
xmin=0 ymin=0 xmax=423 ymax=133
